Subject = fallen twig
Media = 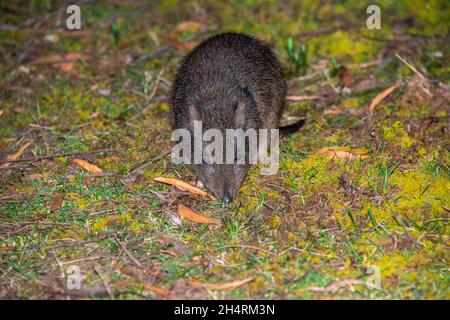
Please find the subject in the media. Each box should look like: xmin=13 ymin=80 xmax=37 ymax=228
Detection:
xmin=0 ymin=164 xmax=33 ymax=170
xmin=0 ymin=149 xmax=115 ymax=164
xmin=298 ymin=23 xmax=357 ymax=41
xmin=309 ymin=279 xmax=366 ymax=293
xmin=113 ymin=234 xmax=143 ymax=268
xmin=64 ymin=172 xmax=119 ymax=179
xmin=395 ymin=53 xmax=432 ymax=97
xmin=121 ymin=149 xmax=171 ymax=181
xmin=94 ymin=265 xmax=115 ymax=299
xmin=347 ymin=59 xmax=382 ymax=69
xmin=395 ymin=53 xmax=426 ymax=82
xmin=49 ymin=288 xmax=111 ymax=298
xmin=135 ymin=25 xmax=218 ymax=63
xmin=218 ymin=244 xmax=272 ymax=255
xmin=51 ymin=250 xmax=67 ymax=292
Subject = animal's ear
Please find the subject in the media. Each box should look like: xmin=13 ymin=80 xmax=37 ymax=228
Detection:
xmin=188 ymin=105 xmax=200 ymax=123
xmin=233 ymin=101 xmax=246 ymax=127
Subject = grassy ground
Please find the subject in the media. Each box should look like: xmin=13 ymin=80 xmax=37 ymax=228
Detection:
xmin=0 ymin=0 xmax=449 ymax=299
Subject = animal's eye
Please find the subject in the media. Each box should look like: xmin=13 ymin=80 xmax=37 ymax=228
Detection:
xmin=232 ymin=102 xmax=239 ymax=112
xmin=203 ymin=164 xmax=215 ymax=174
xmin=203 ymin=157 xmax=213 ymax=165
xmin=202 ymin=160 xmax=214 ymax=168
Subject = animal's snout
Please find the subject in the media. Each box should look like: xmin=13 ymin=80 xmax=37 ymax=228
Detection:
xmin=221 ymin=192 xmax=235 ymax=205
xmin=222 ymin=195 xmax=231 ymax=205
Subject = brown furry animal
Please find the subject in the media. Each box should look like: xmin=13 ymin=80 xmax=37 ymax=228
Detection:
xmin=170 ymin=32 xmax=303 ymax=203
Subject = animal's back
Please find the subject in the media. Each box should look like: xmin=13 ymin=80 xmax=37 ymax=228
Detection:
xmin=171 ymin=33 xmax=286 ymax=130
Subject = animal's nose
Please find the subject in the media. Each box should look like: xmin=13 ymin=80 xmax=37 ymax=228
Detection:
xmin=222 ymin=195 xmax=231 ymax=205
xmin=222 ymin=191 xmax=236 ymax=204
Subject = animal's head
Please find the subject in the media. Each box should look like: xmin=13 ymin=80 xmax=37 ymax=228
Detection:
xmin=186 ymin=95 xmax=257 ymax=203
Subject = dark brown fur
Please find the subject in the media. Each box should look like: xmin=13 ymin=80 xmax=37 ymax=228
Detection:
xmin=170 ymin=33 xmax=287 ymax=202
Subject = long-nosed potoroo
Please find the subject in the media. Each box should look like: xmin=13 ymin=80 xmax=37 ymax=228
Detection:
xmin=170 ymin=33 xmax=305 ymax=203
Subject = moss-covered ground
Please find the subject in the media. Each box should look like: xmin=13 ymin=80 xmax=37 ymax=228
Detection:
xmin=0 ymin=0 xmax=448 ymax=299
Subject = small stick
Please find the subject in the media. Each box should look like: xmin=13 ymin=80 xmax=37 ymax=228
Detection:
xmin=60 ymin=256 xmax=104 ymax=266
xmin=0 ymin=148 xmax=115 ymax=164
xmin=395 ymin=53 xmax=426 ymax=81
xmin=94 ymin=265 xmax=115 ymax=299
xmin=394 ymin=53 xmax=433 ymax=97
xmin=64 ymin=172 xmax=119 ymax=179
xmin=0 ymin=164 xmax=33 ymax=170
xmin=121 ymin=149 xmax=171 ymax=181
xmin=52 ymin=250 xmax=66 ymax=283
xmin=291 ymin=69 xmax=323 ymax=82
xmin=218 ymin=244 xmax=272 ymax=255
xmin=113 ymin=234 xmax=143 ymax=268
xmin=49 ymin=288 xmax=110 ymax=298
xmin=52 ymin=250 xmax=70 ymax=300
xmin=347 ymin=59 xmax=382 ymax=69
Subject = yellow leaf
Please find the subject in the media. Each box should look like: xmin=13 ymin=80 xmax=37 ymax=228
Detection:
xmin=73 ymin=159 xmax=103 ymax=174
xmin=369 ymin=83 xmax=400 ymax=112
xmin=0 ymin=141 xmax=32 ymax=168
xmin=317 ymin=146 xmax=370 ymax=160
xmin=154 ymin=177 xmax=216 ymax=200
xmin=177 ymin=204 xmax=220 ymax=226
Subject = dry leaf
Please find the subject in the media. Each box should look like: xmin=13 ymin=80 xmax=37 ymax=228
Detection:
xmin=30 ymin=53 xmax=91 ymax=73
xmin=317 ymin=146 xmax=370 ymax=160
xmin=339 ymin=66 xmax=353 ymax=87
xmin=0 ymin=141 xmax=32 ymax=168
xmin=323 ymin=106 xmax=344 ymax=115
xmin=0 ymin=110 xmax=4 ymax=117
xmin=25 ymin=173 xmax=42 ymax=181
xmin=73 ymin=159 xmax=103 ymax=174
xmin=369 ymin=83 xmax=400 ymax=112
xmin=309 ymin=279 xmax=366 ymax=293
xmin=170 ymin=21 xmax=205 ymax=36
xmin=348 ymin=59 xmax=381 ymax=69
xmin=177 ymin=204 xmax=220 ymax=226
xmin=18 ymin=65 xmax=30 ymax=74
xmin=159 ymin=34 xmax=197 ymax=52
xmin=143 ymin=284 xmax=169 ymax=296
xmin=50 ymin=193 xmax=63 ymax=212
xmin=89 ymin=111 xmax=101 ymax=119
xmin=193 ymin=277 xmax=255 ymax=290
xmin=56 ymin=30 xmax=92 ymax=37
xmin=31 ymin=52 xmax=91 ymax=65
xmin=287 ymin=95 xmax=322 ymax=101
xmin=59 ymin=62 xmax=74 ymax=73
xmin=154 ymin=177 xmax=216 ymax=200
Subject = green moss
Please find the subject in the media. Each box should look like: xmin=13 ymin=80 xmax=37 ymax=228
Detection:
xmin=310 ymin=31 xmax=379 ymax=63
xmin=381 ymin=120 xmax=415 ymax=149
xmin=390 ymin=168 xmax=449 ymax=218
